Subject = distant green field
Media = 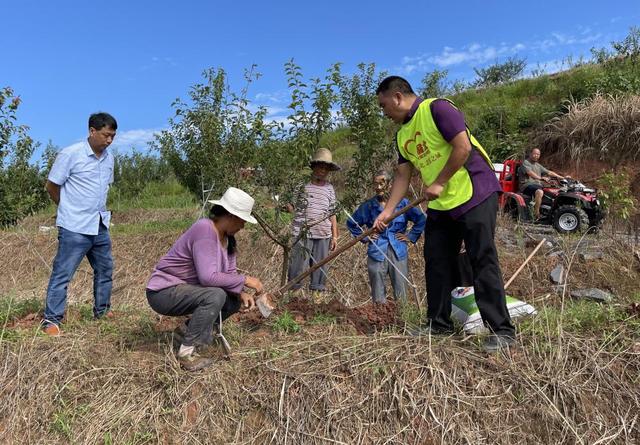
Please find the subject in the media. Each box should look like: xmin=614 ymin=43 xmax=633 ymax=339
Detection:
xmin=108 ymin=179 xmax=196 ymax=211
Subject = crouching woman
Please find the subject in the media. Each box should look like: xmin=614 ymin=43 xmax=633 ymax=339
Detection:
xmin=146 ymin=187 xmax=264 ymax=371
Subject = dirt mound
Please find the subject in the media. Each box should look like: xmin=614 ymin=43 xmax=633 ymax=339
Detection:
xmin=349 ymin=301 xmax=399 ymax=334
xmin=283 ymin=297 xmax=318 ymax=317
xmin=235 ymin=307 xmax=265 ymax=329
xmin=235 ymin=297 xmax=400 ymax=334
xmin=277 ymin=297 xmax=399 ymax=334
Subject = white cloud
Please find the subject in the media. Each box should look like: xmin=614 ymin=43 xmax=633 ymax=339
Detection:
xmin=248 ymin=103 xmax=288 ymax=118
xmin=110 ymin=128 xmax=163 ymax=153
xmin=532 ymin=30 xmax=602 ymax=51
xmin=254 ymin=90 xmax=288 ymax=103
xmin=261 ymin=105 xmax=292 ymax=129
xmin=399 ymin=42 xmax=526 ymax=73
xmin=60 ymin=128 xmax=163 ymax=155
xmin=397 ymin=27 xmax=605 ymax=75
xmin=247 ymin=102 xmax=343 ymax=132
xmin=431 ymin=42 xmax=526 ymax=67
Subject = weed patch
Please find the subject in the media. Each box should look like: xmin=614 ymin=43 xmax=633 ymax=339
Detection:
xmin=270 ymin=311 xmax=301 ymax=334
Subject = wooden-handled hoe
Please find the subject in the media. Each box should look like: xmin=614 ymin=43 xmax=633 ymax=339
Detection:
xmin=255 ymin=197 xmax=428 ymax=318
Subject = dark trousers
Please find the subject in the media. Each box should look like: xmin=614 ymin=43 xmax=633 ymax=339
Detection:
xmin=454 ymin=252 xmax=474 ymax=287
xmin=146 ymin=284 xmax=241 ymax=346
xmin=424 ymin=193 xmax=515 ymax=335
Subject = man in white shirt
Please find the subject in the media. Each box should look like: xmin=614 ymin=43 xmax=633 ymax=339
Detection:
xmin=42 ymin=112 xmax=117 ymax=336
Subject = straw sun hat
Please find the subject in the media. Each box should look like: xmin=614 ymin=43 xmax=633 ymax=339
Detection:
xmin=310 ymin=147 xmax=341 ymax=171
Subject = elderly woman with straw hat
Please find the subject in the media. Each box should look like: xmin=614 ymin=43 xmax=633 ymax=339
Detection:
xmin=287 ymin=147 xmax=340 ymax=293
xmin=146 ymin=187 xmax=264 ymax=371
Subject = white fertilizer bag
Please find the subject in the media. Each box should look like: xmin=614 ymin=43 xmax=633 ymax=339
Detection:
xmin=451 ymin=286 xmax=537 ymax=334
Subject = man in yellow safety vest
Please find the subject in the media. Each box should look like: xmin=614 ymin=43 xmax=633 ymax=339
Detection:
xmin=373 ymin=76 xmax=515 ymax=352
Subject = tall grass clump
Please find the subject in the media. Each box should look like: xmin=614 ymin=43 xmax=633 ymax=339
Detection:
xmin=538 ymin=93 xmax=640 ymax=168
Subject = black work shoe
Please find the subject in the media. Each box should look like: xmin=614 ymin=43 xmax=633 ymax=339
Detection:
xmin=407 ymin=324 xmax=455 ymax=337
xmin=483 ymin=334 xmax=516 ymax=353
xmin=177 ymin=352 xmax=214 ymax=372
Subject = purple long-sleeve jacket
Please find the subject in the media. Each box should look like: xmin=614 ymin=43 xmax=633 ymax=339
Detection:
xmin=146 ymin=218 xmax=245 ymax=293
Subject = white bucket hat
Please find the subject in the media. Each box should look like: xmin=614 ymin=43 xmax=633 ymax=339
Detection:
xmin=208 ymin=187 xmax=257 ymax=224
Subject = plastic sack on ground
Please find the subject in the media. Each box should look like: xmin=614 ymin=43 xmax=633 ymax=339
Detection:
xmin=450 ymin=286 xmax=537 ymax=334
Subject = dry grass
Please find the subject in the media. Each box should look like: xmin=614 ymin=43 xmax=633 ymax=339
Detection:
xmin=0 ymin=211 xmax=639 ymax=444
xmin=1 ymin=319 xmax=638 ymax=444
xmin=538 ymin=93 xmax=640 ymax=168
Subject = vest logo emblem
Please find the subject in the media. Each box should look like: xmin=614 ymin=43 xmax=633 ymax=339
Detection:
xmin=403 ymin=131 xmax=430 ymax=159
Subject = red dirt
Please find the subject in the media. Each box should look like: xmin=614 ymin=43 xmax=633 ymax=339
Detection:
xmin=7 ymin=312 xmax=41 ymax=329
xmin=349 ymin=300 xmax=399 ymax=334
xmin=236 ymin=309 xmax=266 ymax=329
xmin=279 ymin=297 xmax=399 ymax=334
xmin=235 ymin=297 xmax=400 ymax=334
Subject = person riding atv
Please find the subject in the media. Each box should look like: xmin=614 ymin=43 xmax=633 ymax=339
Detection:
xmin=519 ymin=148 xmax=568 ymax=220
xmin=498 ymin=149 xmax=604 ymax=234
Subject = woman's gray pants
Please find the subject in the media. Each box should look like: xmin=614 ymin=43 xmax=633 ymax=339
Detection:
xmin=288 ymin=237 xmax=331 ymax=291
xmin=146 ymin=284 xmax=240 ymax=346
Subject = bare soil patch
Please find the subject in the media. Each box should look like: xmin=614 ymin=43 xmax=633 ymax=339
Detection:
xmin=236 ymin=297 xmax=401 ymax=334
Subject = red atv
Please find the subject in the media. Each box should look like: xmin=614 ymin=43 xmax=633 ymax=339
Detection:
xmin=497 ymin=159 xmax=604 ymax=233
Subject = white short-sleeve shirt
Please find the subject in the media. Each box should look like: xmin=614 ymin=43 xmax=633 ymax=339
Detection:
xmin=48 ymin=140 xmax=114 ymax=235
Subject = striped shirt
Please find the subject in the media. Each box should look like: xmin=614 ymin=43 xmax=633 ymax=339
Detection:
xmin=291 ymin=182 xmax=336 ymax=239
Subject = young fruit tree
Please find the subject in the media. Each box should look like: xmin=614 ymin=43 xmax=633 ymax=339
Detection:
xmin=0 ymin=87 xmax=48 ymax=227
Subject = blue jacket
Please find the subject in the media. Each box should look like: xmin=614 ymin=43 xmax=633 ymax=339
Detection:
xmin=346 ymin=197 xmax=426 ymax=262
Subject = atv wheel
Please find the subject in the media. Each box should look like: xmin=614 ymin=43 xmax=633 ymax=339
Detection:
xmin=552 ymin=205 xmax=589 ymax=234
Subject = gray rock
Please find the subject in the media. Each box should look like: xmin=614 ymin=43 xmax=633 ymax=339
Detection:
xmin=497 ymin=232 xmax=518 ymax=246
xmin=549 ymin=264 xmax=565 ymax=284
xmin=570 ymin=288 xmax=614 ymax=303
xmin=547 ymin=250 xmax=565 ymax=258
xmin=579 ymin=251 xmax=604 ymax=261
xmin=553 ymin=284 xmax=569 ymax=295
xmin=541 ymin=235 xmax=559 ymax=247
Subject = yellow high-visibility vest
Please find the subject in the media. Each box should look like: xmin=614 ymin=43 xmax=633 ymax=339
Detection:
xmin=397 ymin=98 xmax=494 ymax=210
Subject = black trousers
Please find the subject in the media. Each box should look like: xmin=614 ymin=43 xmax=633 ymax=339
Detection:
xmin=424 ymin=193 xmax=515 ymax=335
xmin=146 ymin=284 xmax=241 ymax=346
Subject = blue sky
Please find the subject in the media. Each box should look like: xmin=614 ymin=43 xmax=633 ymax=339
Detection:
xmin=3 ymin=0 xmax=639 ymax=158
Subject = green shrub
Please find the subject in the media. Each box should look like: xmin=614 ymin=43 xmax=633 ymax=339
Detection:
xmin=597 ymin=171 xmax=637 ymax=220
xmin=112 ymin=150 xmax=172 ymax=199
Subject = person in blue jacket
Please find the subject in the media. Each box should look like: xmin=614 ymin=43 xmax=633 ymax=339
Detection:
xmin=346 ymin=170 xmax=426 ymax=304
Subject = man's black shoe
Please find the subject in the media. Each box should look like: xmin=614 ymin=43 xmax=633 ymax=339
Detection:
xmin=407 ymin=324 xmax=455 ymax=337
xmin=483 ymin=334 xmax=516 ymax=352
